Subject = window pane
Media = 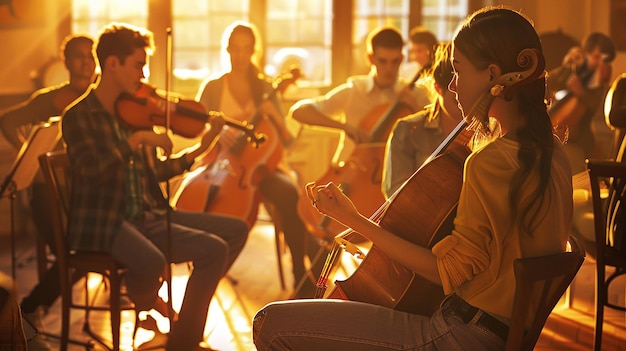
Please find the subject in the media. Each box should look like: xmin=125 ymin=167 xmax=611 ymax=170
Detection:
xmin=266 ymin=0 xmax=332 ymax=87
xmin=352 ymin=0 xmax=410 ymax=76
xmin=171 ymin=0 xmax=248 ymax=96
xmin=72 ymin=0 xmax=148 ymax=38
xmin=422 ymin=0 xmax=468 ymax=41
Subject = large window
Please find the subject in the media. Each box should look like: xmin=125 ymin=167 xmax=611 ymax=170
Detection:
xmin=71 ymin=0 xmax=467 ymax=97
xmin=171 ymin=0 xmax=332 ymax=96
xmin=171 ymin=0 xmax=250 ymax=97
xmin=422 ymin=0 xmax=468 ymax=41
xmin=72 ymin=0 xmax=148 ymax=41
xmin=264 ymin=0 xmax=333 ymax=87
xmin=351 ymin=0 xmax=411 ymax=76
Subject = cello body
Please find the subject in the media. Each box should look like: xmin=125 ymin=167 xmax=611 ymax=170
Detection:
xmin=298 ymin=72 xmax=422 ymax=240
xmin=326 ymin=137 xmax=470 ymax=315
xmin=319 ymin=48 xmax=543 ymax=315
xmin=172 ymin=117 xmax=281 ymax=227
xmin=298 ymin=93 xmax=417 ymax=239
xmin=173 ymin=70 xmax=298 ymax=227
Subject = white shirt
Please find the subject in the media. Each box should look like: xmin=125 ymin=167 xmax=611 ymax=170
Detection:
xmin=311 ymin=74 xmax=431 ymax=163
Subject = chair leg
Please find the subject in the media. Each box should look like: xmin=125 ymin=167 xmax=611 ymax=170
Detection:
xmin=110 ymin=274 xmax=121 ymax=351
xmin=61 ymin=287 xmax=71 ymax=351
xmin=274 ymin=228 xmax=286 ymax=290
xmin=265 ymin=201 xmax=287 ymax=290
xmin=594 ymin=264 xmax=606 ymax=351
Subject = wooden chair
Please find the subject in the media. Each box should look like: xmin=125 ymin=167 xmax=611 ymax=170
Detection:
xmin=604 ymin=73 xmax=626 ymax=160
xmin=38 ymin=150 xmax=137 ymax=351
xmin=504 ymin=235 xmax=585 ymax=351
xmin=586 ymin=159 xmax=626 ymax=350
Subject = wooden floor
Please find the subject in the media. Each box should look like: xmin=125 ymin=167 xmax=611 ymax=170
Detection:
xmin=2 ymin=210 xmax=625 ymax=350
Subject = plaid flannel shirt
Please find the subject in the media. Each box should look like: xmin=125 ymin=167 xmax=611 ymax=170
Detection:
xmin=62 ymin=90 xmax=192 ymax=252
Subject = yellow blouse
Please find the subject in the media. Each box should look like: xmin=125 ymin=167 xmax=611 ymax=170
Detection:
xmin=432 ymin=136 xmax=573 ymax=321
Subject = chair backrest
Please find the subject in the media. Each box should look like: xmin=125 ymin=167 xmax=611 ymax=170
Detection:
xmin=505 ymin=235 xmax=585 ymax=351
xmin=605 ymin=74 xmax=626 ymax=160
xmin=37 ymin=150 xmax=72 ymax=276
xmin=587 ymin=159 xmax=626 ymax=261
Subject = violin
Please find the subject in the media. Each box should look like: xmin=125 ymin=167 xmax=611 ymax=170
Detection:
xmin=115 ymin=83 xmax=266 ymax=146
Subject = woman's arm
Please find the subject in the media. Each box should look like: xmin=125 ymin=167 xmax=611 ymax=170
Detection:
xmin=307 ymin=181 xmax=442 ymax=285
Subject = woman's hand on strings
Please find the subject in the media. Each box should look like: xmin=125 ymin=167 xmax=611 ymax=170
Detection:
xmin=260 ymin=100 xmax=296 ymax=147
xmin=203 ymin=112 xmax=226 ymax=146
xmin=305 ymin=181 xmax=361 ymax=228
xmin=185 ymin=113 xmax=227 ymax=163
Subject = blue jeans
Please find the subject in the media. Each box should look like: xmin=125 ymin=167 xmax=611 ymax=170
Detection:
xmin=111 ymin=210 xmax=248 ymax=349
xmin=253 ymin=294 xmax=505 ymax=350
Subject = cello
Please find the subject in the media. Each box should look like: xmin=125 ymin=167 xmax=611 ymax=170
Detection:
xmin=172 ymin=70 xmax=299 ymax=226
xmin=297 ymin=72 xmax=422 ymax=240
xmin=314 ymin=49 xmax=544 ymax=316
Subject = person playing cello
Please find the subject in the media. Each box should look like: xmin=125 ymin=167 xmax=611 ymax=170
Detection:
xmin=547 ymin=32 xmax=615 ymax=173
xmin=253 ymin=6 xmax=573 ymax=350
xmin=382 ymin=42 xmax=463 ymax=198
xmin=290 ymin=25 xmax=431 ymax=165
xmin=189 ymin=21 xmax=325 ymax=298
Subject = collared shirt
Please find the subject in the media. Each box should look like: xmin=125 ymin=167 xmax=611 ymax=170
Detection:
xmin=62 ymin=89 xmax=192 ymax=252
xmin=310 ymin=74 xmax=431 ymax=163
xmin=382 ymin=103 xmax=447 ymax=198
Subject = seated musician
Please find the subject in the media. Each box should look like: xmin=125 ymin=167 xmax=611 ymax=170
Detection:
xmin=0 ymin=34 xmax=96 ymax=351
xmin=400 ymin=26 xmax=439 ymax=84
xmin=253 ymin=6 xmax=573 ymax=350
xmin=547 ymin=32 xmax=615 ymax=173
xmin=62 ymin=23 xmax=249 ymax=351
xmin=190 ymin=21 xmax=326 ymax=299
xmin=382 ymin=42 xmax=463 ymax=198
xmin=289 ymin=25 xmax=431 ymax=165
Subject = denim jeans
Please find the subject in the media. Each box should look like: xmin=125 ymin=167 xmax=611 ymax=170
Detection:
xmin=111 ymin=210 xmax=248 ymax=349
xmin=253 ymin=294 xmax=505 ymax=350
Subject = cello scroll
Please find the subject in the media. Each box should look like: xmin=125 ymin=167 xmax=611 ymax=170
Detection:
xmin=466 ymin=48 xmax=545 ymax=132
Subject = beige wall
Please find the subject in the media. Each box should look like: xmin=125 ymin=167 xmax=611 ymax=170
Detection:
xmin=0 ymin=1 xmax=69 ymax=95
xmin=495 ymin=0 xmax=626 ymax=76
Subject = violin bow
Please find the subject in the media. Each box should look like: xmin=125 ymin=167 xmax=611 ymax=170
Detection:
xmin=163 ymin=26 xmax=175 ymax=327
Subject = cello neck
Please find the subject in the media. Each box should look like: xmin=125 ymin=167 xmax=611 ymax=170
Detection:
xmin=368 ymin=71 xmax=422 ymax=142
xmin=229 ymin=69 xmax=300 ymax=153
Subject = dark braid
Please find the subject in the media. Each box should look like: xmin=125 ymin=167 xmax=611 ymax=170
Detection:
xmin=455 ymin=7 xmax=555 ymax=236
xmin=509 ymin=77 xmax=554 ymax=235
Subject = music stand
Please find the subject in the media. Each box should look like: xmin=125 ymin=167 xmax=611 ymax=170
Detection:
xmin=0 ymin=117 xmax=61 ymax=284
